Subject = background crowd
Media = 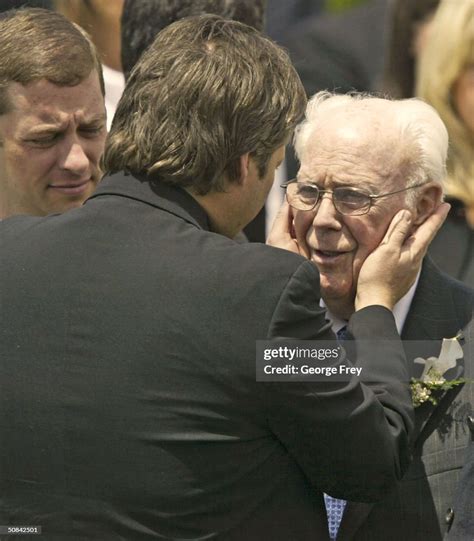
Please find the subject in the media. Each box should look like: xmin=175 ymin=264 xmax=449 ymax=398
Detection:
xmin=1 ymin=0 xmax=472 ymax=282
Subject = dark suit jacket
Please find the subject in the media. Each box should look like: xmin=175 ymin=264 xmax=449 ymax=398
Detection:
xmin=445 ymin=419 xmax=474 ymax=540
xmin=428 ymin=201 xmax=474 ymax=289
xmin=276 ymin=0 xmax=390 ymax=181
xmin=0 ymin=172 xmax=414 ymax=540
xmin=337 ymin=260 xmax=474 ymax=541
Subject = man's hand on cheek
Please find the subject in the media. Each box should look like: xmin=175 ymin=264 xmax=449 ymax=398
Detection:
xmin=293 ymin=209 xmax=312 ymax=258
xmin=355 ymin=203 xmax=450 ymax=312
xmin=266 ymin=200 xmax=310 ymax=258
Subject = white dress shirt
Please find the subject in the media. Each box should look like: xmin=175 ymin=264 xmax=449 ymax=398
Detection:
xmin=102 ymin=64 xmax=125 ymax=131
xmin=322 ymin=270 xmax=421 ymax=335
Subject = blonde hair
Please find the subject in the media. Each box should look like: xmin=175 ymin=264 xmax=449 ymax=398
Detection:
xmin=416 ymin=0 xmax=474 ymax=208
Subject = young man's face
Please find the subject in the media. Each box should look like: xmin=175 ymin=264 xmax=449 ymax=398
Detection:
xmin=0 ymin=71 xmax=106 ymax=219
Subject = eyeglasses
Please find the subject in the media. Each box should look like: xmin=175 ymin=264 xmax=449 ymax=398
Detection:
xmin=282 ymin=178 xmax=428 ymax=216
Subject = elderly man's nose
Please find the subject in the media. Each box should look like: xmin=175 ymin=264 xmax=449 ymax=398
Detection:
xmin=312 ymin=193 xmax=341 ymax=228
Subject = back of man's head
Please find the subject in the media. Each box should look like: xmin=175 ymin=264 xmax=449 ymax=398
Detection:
xmin=0 ymin=7 xmax=104 ymax=114
xmin=104 ymin=15 xmax=306 ymax=195
xmin=121 ymin=0 xmax=266 ymax=79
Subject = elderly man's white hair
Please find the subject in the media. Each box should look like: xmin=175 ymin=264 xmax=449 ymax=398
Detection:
xmin=294 ymin=91 xmax=448 ymax=199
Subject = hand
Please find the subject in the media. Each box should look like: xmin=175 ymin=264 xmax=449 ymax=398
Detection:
xmin=266 ymin=200 xmax=309 ymax=257
xmin=356 ymin=203 xmax=450 ymax=311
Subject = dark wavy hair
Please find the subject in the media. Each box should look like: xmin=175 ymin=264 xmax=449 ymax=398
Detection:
xmin=104 ymin=15 xmax=306 ymax=195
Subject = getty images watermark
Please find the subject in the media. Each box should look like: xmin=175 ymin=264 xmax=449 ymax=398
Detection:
xmin=256 ymin=340 xmax=361 ymax=381
xmin=256 ymin=339 xmax=463 ymax=382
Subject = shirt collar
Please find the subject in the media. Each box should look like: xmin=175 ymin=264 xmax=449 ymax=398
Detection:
xmin=321 ymin=269 xmax=422 ymax=335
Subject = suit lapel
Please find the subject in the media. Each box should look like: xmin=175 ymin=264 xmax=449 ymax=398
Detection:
xmin=402 ymin=259 xmax=463 ymax=345
xmin=402 ymin=259 xmax=467 ymax=439
xmin=336 ymin=502 xmax=372 ymax=541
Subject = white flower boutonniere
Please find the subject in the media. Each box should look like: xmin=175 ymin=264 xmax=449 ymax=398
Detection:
xmin=410 ymin=333 xmax=466 ymax=407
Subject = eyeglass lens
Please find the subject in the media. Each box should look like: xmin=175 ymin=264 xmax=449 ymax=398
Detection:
xmin=286 ymin=182 xmax=372 ymax=215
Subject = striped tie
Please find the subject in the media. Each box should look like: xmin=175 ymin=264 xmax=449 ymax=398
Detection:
xmin=324 ymin=325 xmax=349 ymax=540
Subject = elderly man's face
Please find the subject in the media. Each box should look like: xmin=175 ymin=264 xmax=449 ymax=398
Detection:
xmin=293 ymin=123 xmax=411 ymax=315
xmin=0 ymin=71 xmax=106 ymax=219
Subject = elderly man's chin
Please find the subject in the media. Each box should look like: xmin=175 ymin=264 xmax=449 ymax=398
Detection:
xmin=318 ymin=271 xmax=356 ymax=313
xmin=309 ymin=251 xmax=355 ymax=296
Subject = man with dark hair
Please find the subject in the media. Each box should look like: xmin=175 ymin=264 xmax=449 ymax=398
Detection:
xmin=120 ymin=0 xmax=266 ymax=79
xmin=0 ymin=15 xmax=448 ymax=539
xmin=120 ymin=0 xmax=270 ymax=242
xmin=0 ymin=8 xmax=107 ymax=219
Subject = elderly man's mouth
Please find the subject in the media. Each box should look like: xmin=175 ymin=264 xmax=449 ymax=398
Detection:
xmin=312 ymin=249 xmax=349 ymax=264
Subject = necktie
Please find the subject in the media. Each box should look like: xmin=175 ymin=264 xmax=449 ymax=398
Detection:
xmin=336 ymin=325 xmax=351 ymax=342
xmin=324 ymin=325 xmax=349 ymax=540
xmin=324 ymin=493 xmax=346 ymax=540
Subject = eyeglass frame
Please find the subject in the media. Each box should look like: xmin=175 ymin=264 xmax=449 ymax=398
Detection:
xmin=281 ymin=178 xmax=429 ymax=216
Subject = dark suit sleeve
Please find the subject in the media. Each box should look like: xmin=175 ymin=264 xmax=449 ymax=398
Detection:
xmin=263 ymin=260 xmax=414 ymax=502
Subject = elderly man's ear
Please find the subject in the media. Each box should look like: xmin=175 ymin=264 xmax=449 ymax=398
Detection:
xmin=412 ymin=182 xmax=444 ymax=226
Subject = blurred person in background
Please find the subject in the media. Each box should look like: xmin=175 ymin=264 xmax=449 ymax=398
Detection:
xmin=0 ymin=8 xmax=106 ymax=219
xmin=265 ymin=0 xmax=323 ymax=41
xmin=54 ymin=0 xmax=125 ymax=130
xmin=416 ymin=0 xmax=474 ymax=287
xmin=281 ymin=0 xmax=389 ymax=104
xmin=274 ymin=0 xmax=390 ymax=203
xmin=381 ymin=0 xmax=440 ymax=98
xmin=121 ymin=0 xmax=266 ymax=80
xmin=0 ymin=0 xmax=51 ymax=9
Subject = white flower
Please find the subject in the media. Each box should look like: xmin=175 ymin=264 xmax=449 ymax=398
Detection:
xmin=410 ymin=334 xmax=465 ymax=407
xmin=414 ymin=335 xmax=464 ymax=381
xmin=411 ymin=383 xmax=432 ymax=407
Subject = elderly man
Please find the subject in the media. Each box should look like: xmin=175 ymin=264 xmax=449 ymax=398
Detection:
xmin=0 ymin=8 xmax=107 ymax=219
xmin=0 ymin=17 xmax=448 ymax=539
xmin=274 ymin=92 xmax=473 ymax=540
